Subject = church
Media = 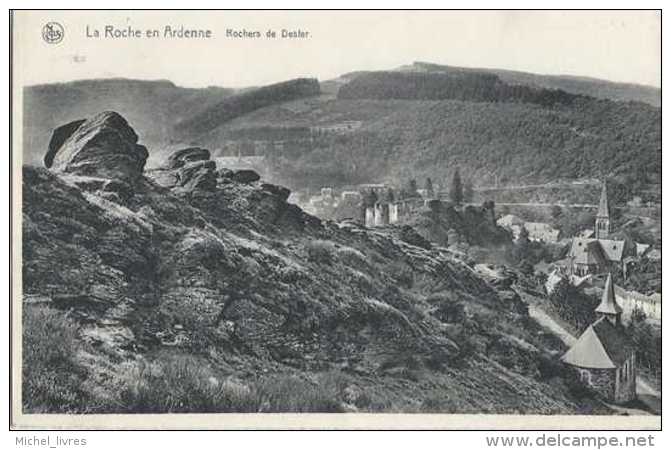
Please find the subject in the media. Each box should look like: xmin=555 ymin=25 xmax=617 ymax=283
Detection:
xmin=561 ymin=274 xmax=637 ymax=403
xmin=568 ymin=183 xmax=635 ymax=277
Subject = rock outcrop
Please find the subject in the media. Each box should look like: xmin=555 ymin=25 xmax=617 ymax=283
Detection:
xmin=44 ymin=111 xmax=148 ymax=182
xmin=147 ymin=147 xmax=218 ymax=193
xmin=165 ymin=147 xmax=210 ymax=169
xmin=44 ymin=119 xmax=86 ymax=168
xmin=230 ymin=169 xmax=260 ymax=184
xmin=22 ymin=111 xmax=594 ymax=415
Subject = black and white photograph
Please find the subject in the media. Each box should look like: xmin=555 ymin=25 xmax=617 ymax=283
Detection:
xmin=9 ymin=9 xmax=662 ymax=431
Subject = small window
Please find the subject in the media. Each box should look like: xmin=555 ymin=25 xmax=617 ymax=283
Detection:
xmin=580 ymin=369 xmax=591 ymax=385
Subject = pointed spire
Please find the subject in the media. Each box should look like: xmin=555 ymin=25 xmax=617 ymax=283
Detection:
xmin=595 ymin=273 xmax=622 ymax=317
xmin=597 ymin=182 xmax=610 ymax=218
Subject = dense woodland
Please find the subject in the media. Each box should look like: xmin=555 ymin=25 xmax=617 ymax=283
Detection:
xmin=174 ymin=78 xmax=321 ymax=137
xmin=24 ymin=67 xmax=660 ymax=197
xmin=337 ymin=71 xmax=582 ymax=106
xmin=265 ymin=94 xmax=660 ymax=192
xmin=396 ymin=62 xmax=661 ymax=106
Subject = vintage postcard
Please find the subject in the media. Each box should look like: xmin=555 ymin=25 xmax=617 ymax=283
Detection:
xmin=10 ymin=10 xmax=661 ymax=430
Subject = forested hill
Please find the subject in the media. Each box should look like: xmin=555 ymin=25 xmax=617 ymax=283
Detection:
xmin=22 ymin=65 xmax=661 ymax=192
xmin=395 ymin=61 xmax=661 ymax=106
xmin=337 ymin=71 xmax=584 ymax=106
xmin=210 ymin=70 xmax=661 ymax=190
xmin=323 ymin=70 xmax=661 ymax=186
xmin=173 ymin=78 xmax=321 ymax=138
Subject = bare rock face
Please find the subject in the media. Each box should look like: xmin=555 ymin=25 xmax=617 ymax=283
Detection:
xmin=44 ymin=119 xmax=86 ymax=168
xmin=165 ymin=147 xmax=210 ymax=169
xmin=260 ymin=183 xmax=291 ymax=201
xmin=178 ymin=160 xmax=217 ymax=191
xmin=147 ymin=147 xmax=217 ymax=193
xmin=45 ymin=111 xmax=148 ymax=182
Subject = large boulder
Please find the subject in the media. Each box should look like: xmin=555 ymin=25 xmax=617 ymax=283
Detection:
xmin=44 ymin=119 xmax=86 ymax=168
xmin=45 ymin=111 xmax=148 ymax=182
xmin=165 ymin=147 xmax=210 ymax=170
xmin=147 ymin=148 xmax=217 ymax=193
xmin=230 ymin=169 xmax=260 ymax=184
xmin=178 ymin=160 xmax=217 ymax=192
xmin=260 ymin=183 xmax=291 ymax=201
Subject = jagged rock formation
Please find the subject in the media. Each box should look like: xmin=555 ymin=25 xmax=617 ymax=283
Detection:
xmin=22 ymin=112 xmax=606 ymax=414
xmin=44 ymin=111 xmax=148 ymax=182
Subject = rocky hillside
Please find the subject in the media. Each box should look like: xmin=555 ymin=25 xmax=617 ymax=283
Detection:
xmin=22 ymin=111 xmax=612 ymax=414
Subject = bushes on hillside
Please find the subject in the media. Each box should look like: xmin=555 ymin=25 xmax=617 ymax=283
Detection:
xmin=547 ymin=278 xmax=598 ymax=331
xmin=386 ymin=261 xmax=415 ymax=289
xmin=336 ymin=246 xmax=367 ymax=267
xmin=119 ymin=353 xmax=352 ymax=413
xmin=626 ymin=308 xmax=661 ymax=386
xmin=305 ymin=240 xmax=335 ymax=264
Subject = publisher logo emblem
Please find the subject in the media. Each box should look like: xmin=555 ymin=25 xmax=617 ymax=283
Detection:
xmin=42 ymin=22 xmax=64 ymax=44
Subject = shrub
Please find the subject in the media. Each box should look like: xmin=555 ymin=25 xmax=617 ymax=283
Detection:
xmin=336 ymin=246 xmax=367 ymax=267
xmin=119 ymin=353 xmax=262 ymax=413
xmin=306 ymin=240 xmax=335 ymax=264
xmin=257 ymin=374 xmax=344 ymax=413
xmin=22 ymin=306 xmax=91 ymax=413
xmin=537 ymin=354 xmax=565 ymax=381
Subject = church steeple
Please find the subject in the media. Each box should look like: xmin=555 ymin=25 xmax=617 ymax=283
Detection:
xmin=595 ymin=182 xmax=610 ymax=239
xmin=595 ymin=273 xmax=622 ymax=325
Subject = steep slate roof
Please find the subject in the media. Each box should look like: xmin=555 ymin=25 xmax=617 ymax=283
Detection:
xmin=591 ymin=318 xmax=635 ymax=366
xmin=569 ymin=238 xmax=607 ymax=266
xmin=595 ymin=273 xmax=623 ymax=316
xmin=561 ymin=317 xmax=634 ymax=369
xmin=568 ymin=238 xmax=626 ymax=264
xmin=561 ymin=322 xmax=617 ymax=369
xmin=597 ymin=239 xmax=626 ymax=263
xmin=597 ymin=182 xmax=610 ymax=218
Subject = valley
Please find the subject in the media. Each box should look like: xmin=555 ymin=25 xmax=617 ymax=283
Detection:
xmin=20 ymin=62 xmax=661 ymax=415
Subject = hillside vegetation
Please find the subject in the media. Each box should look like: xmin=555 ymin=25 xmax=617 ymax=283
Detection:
xmin=173 ymin=78 xmax=321 ymax=138
xmin=337 ymin=71 xmax=581 ymax=106
xmin=22 ymin=64 xmax=660 ymax=196
xmin=397 ymin=62 xmax=660 ymax=106
xmin=22 ymin=111 xmax=611 ymax=414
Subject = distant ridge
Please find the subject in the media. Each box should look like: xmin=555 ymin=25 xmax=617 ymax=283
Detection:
xmin=173 ymin=78 xmax=321 ymax=137
xmin=395 ymin=61 xmax=660 ymax=106
xmin=22 ymin=63 xmax=660 ymax=191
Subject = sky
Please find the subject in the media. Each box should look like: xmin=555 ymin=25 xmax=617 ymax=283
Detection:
xmin=13 ymin=10 xmax=661 ymax=88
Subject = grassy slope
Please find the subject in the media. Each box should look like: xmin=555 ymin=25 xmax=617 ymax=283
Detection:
xmin=22 ymin=165 xmax=609 ymax=414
